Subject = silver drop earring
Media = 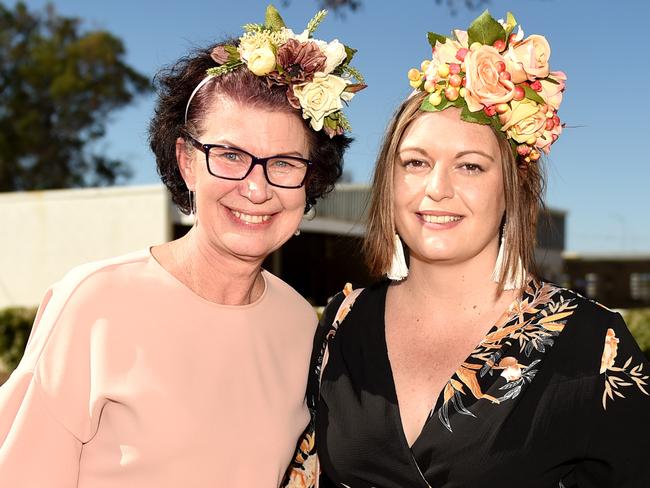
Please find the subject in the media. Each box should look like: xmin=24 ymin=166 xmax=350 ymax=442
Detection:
xmin=304 ymin=205 xmax=316 ymax=221
xmin=188 ymin=190 xmax=196 ymax=217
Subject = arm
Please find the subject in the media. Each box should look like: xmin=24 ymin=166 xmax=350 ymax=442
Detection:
xmin=0 ymin=278 xmax=101 ymax=487
xmin=575 ymin=312 xmax=650 ymax=487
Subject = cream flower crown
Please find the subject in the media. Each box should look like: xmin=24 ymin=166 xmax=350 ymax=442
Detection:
xmin=408 ymin=11 xmax=566 ymax=166
xmin=184 ymin=4 xmax=366 ymax=137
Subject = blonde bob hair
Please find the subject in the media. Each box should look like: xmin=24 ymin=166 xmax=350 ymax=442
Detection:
xmin=363 ymin=91 xmax=546 ymax=293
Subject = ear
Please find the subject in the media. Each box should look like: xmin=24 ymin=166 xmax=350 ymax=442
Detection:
xmin=176 ymin=137 xmax=196 ymax=191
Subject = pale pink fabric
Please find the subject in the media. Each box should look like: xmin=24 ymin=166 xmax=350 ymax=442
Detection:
xmin=0 ymin=249 xmax=317 ymax=487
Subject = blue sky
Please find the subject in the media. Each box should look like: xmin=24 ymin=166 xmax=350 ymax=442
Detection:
xmin=20 ymin=0 xmax=650 ymax=253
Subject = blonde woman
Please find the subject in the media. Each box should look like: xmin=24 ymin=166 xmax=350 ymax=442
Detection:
xmin=305 ymin=11 xmax=650 ymax=488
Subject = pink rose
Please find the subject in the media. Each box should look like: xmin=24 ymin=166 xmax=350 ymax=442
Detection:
xmin=539 ymin=71 xmax=566 ymax=110
xmin=537 ymin=119 xmax=562 ymax=154
xmin=463 ymin=45 xmax=515 ymax=112
xmin=433 ymin=38 xmax=465 ymax=65
xmin=504 ymin=34 xmax=551 ymax=83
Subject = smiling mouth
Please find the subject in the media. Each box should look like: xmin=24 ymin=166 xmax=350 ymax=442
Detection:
xmin=231 ymin=210 xmax=272 ymax=224
xmin=419 ymin=214 xmax=463 ymax=224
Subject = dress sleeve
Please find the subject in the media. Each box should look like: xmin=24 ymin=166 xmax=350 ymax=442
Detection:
xmin=0 ymin=278 xmax=101 ymax=487
xmin=575 ymin=312 xmax=650 ymax=487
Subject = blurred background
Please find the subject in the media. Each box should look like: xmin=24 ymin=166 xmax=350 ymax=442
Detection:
xmin=1 ymin=0 xmax=649 ymax=380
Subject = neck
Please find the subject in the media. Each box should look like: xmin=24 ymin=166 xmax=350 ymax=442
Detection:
xmin=165 ymin=226 xmax=265 ymax=306
xmin=399 ymin=240 xmax=510 ymax=314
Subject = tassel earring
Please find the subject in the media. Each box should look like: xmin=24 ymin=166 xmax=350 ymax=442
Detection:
xmin=387 ymin=234 xmax=409 ymax=281
xmin=491 ymin=223 xmax=526 ymax=290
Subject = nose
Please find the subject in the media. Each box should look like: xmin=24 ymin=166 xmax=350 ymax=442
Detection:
xmin=239 ymin=164 xmax=272 ymax=204
xmin=425 ymin=163 xmax=454 ymax=201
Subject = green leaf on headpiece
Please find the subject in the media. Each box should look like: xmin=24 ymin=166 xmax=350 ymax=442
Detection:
xmin=420 ymin=94 xmax=461 ymax=113
xmin=522 ymin=85 xmax=545 ymax=104
xmin=544 ymin=76 xmax=560 ymax=85
xmin=243 ymin=23 xmax=265 ymax=33
xmin=427 ymin=32 xmax=449 ymax=49
xmin=344 ymin=45 xmax=357 ymax=65
xmin=206 ymin=60 xmax=244 ymax=77
xmin=324 ymin=114 xmax=338 ymax=130
xmin=503 ymin=12 xmax=517 ymax=37
xmin=224 ymin=45 xmax=240 ymax=61
xmin=467 ymin=10 xmax=506 ymax=46
xmin=337 ymin=112 xmax=352 ymax=132
xmin=341 ymin=65 xmax=365 ymax=84
xmin=420 ymin=99 xmax=438 ymax=112
xmin=306 ymin=9 xmax=328 ymax=35
xmin=265 ymin=4 xmax=286 ymax=30
xmin=460 ymin=104 xmax=494 ymax=126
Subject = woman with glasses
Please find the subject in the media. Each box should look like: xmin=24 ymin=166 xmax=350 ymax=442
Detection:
xmin=0 ymin=6 xmax=364 ymax=487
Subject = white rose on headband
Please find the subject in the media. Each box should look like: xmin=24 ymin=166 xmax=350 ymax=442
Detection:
xmin=293 ymin=74 xmax=347 ymax=131
xmin=317 ymin=39 xmax=347 ymax=74
xmin=247 ymin=45 xmax=277 ymax=76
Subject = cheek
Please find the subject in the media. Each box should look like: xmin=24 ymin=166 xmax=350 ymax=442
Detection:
xmin=278 ymin=188 xmax=307 ymax=214
xmin=393 ymin=172 xmax=424 ymax=208
xmin=460 ymin=176 xmax=505 ymax=220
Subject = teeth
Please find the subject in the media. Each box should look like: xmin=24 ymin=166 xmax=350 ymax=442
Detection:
xmin=232 ymin=210 xmax=271 ymax=224
xmin=421 ymin=214 xmax=462 ymax=224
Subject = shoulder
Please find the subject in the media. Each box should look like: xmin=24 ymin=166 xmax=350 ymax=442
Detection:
xmin=536 ymin=281 xmax=647 ymax=376
xmin=261 ymin=269 xmax=317 ymax=322
xmin=320 ymin=280 xmax=388 ymax=328
xmin=540 ymin=281 xmax=624 ymax=337
xmin=19 ymin=249 xmax=152 ymax=370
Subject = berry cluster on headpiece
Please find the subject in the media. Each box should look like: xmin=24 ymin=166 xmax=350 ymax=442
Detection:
xmin=208 ymin=4 xmax=366 ymax=137
xmin=408 ymin=11 xmax=566 ymax=166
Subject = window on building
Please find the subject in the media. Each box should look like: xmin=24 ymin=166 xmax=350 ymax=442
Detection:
xmin=630 ymin=273 xmax=650 ymax=302
xmin=585 ymin=273 xmax=599 ymax=299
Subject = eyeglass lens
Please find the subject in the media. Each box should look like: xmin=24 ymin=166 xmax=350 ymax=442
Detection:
xmin=208 ymin=147 xmax=308 ymax=187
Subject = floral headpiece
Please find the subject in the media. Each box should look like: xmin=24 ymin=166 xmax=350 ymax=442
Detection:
xmin=407 ymin=11 xmax=566 ymax=166
xmin=185 ymin=5 xmax=366 ymax=138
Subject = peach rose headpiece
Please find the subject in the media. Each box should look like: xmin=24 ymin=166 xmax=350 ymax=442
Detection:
xmin=407 ymin=11 xmax=566 ymax=166
xmin=184 ymin=5 xmax=366 ymax=137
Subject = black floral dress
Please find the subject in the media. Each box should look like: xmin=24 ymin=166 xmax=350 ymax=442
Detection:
xmin=286 ymin=279 xmax=650 ymax=488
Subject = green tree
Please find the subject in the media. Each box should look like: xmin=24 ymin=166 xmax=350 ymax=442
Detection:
xmin=0 ymin=2 xmax=151 ymax=191
xmin=286 ymin=0 xmax=488 ymax=15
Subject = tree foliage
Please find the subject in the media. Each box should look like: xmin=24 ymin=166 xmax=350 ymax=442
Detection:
xmin=0 ymin=2 xmax=151 ymax=191
xmin=284 ymin=0 xmax=488 ymax=15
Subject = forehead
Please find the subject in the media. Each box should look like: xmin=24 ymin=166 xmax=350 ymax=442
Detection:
xmin=400 ymin=108 xmax=500 ymax=157
xmin=199 ymin=96 xmax=310 ymax=156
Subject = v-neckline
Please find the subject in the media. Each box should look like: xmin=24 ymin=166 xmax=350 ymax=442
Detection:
xmin=380 ymin=280 xmax=531 ymax=454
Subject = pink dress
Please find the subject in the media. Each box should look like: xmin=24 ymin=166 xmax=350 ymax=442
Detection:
xmin=0 ymin=249 xmax=317 ymax=487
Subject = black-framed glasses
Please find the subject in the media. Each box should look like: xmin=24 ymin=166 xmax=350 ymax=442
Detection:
xmin=185 ymin=135 xmax=312 ymax=189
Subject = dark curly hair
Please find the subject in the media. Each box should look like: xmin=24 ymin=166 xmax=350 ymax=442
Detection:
xmin=149 ymin=40 xmax=352 ymax=214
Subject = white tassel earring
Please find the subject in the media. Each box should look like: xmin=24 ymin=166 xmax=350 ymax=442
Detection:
xmin=387 ymin=234 xmax=409 ymax=281
xmin=491 ymin=222 xmax=526 ymax=290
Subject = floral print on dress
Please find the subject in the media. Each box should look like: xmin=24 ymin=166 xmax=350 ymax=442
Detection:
xmin=600 ymin=328 xmax=649 ymax=410
xmin=282 ymin=283 xmax=363 ymax=488
xmin=438 ymin=280 xmax=577 ymax=432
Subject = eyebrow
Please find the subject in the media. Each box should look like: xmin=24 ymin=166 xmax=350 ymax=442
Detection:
xmin=398 ymin=147 xmax=495 ymax=161
xmin=215 ymin=139 xmax=307 ymax=159
xmin=456 ymin=150 xmax=495 ymax=161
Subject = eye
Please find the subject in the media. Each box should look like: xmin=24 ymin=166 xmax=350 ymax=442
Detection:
xmin=222 ymin=152 xmax=241 ymax=161
xmin=460 ymin=163 xmax=484 ymax=173
xmin=402 ymin=159 xmax=430 ymax=172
